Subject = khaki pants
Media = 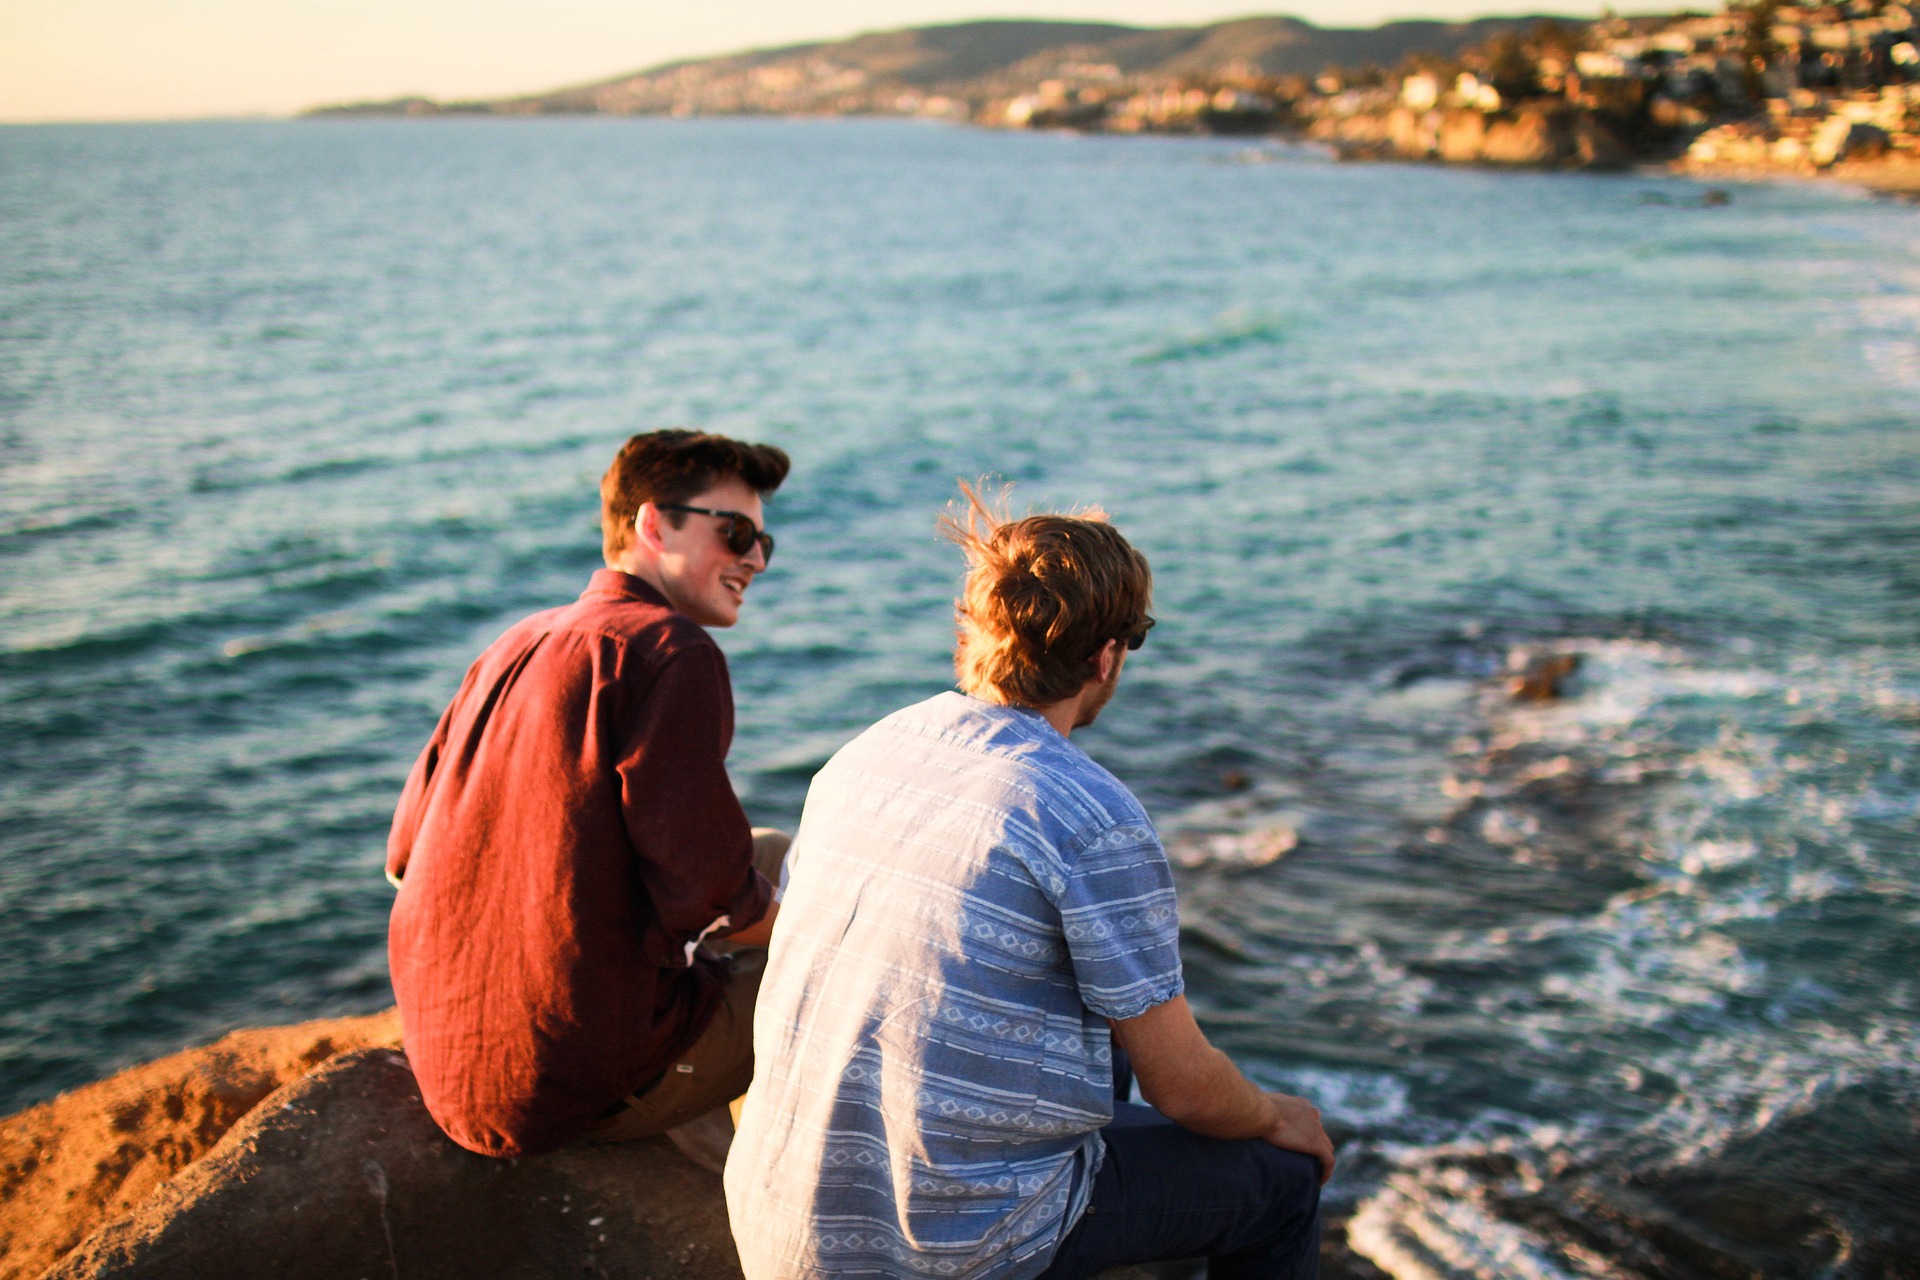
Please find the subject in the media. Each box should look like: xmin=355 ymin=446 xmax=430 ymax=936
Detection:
xmin=588 ymin=828 xmax=787 ymax=1143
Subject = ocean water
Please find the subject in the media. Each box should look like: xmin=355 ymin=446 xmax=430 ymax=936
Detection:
xmin=2 ymin=118 xmax=1916 ymax=1276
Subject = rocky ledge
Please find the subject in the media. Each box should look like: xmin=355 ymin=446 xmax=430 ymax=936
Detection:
xmin=5 ymin=1016 xmax=742 ymax=1280
xmin=2 ymin=1016 xmax=1381 ymax=1280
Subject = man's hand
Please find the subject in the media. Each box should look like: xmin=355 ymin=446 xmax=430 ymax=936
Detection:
xmin=721 ymin=898 xmax=779 ymax=949
xmin=1262 ymin=1092 xmax=1335 ymax=1185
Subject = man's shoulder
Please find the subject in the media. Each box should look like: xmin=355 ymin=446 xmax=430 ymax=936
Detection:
xmin=447 ymin=592 xmax=721 ymax=713
xmin=492 ymin=587 xmax=716 ymax=662
xmin=851 ymin=691 xmax=1043 ymax=758
xmin=579 ymin=598 xmax=717 ymax=663
xmin=835 ymin=692 xmax=1148 ymax=829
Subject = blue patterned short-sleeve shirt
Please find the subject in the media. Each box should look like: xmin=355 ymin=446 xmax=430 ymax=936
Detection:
xmin=725 ymin=692 xmax=1185 ymax=1280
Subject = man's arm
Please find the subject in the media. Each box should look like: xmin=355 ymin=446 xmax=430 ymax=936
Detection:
xmin=385 ymin=694 xmax=462 ymax=889
xmin=1112 ymin=994 xmax=1336 ymax=1184
xmin=615 ymin=644 xmax=772 ymax=962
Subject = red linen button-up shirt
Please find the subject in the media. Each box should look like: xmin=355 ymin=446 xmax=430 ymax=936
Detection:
xmin=386 ymin=569 xmax=772 ymax=1157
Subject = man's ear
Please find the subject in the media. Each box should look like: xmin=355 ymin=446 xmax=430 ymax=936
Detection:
xmin=632 ymin=502 xmax=665 ymax=554
xmin=1091 ymin=638 xmax=1121 ymax=686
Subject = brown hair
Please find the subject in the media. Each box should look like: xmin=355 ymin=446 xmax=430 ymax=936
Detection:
xmin=939 ymin=481 xmax=1153 ymax=707
xmin=601 ymin=429 xmax=790 ymax=561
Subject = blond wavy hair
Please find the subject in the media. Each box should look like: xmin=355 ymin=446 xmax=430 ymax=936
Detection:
xmin=938 ymin=481 xmax=1153 ymax=707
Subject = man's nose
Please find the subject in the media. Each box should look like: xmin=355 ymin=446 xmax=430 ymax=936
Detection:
xmin=742 ymin=540 xmax=768 ymax=572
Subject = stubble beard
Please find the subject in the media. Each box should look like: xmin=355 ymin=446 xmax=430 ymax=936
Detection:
xmin=1072 ymin=666 xmax=1122 ymax=730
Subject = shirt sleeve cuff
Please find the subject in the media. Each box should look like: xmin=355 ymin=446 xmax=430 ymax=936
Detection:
xmin=714 ymin=868 xmax=774 ymax=939
xmin=683 ymin=914 xmax=733 ymax=965
xmin=1084 ymin=976 xmax=1186 ymax=1023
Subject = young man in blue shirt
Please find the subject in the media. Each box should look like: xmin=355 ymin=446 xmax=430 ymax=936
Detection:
xmin=727 ymin=486 xmax=1332 ymax=1280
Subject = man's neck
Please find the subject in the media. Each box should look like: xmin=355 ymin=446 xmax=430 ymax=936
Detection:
xmin=608 ymin=556 xmax=671 ymax=605
xmin=1034 ymin=687 xmax=1102 ymax=739
xmin=984 ymin=694 xmax=1079 ymax=739
xmin=1027 ymin=647 xmax=1122 ymax=738
xmin=1037 ymin=701 xmax=1077 ymax=739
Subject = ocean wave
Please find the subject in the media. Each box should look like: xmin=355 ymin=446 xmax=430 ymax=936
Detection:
xmin=1246 ymin=1062 xmax=1413 ymax=1131
xmin=1136 ymin=626 xmax=1920 ymax=1275
xmin=1312 ymin=637 xmax=1920 ymax=1276
xmin=0 ymin=505 xmax=134 ymax=553
xmin=740 ymin=730 xmax=861 ymax=781
xmin=1133 ymin=310 xmax=1293 ymax=364
xmin=1349 ymin=1168 xmax=1591 ymax=1280
xmin=1346 ymin=1024 xmax=1920 ymax=1279
xmin=0 ymin=557 xmax=500 ymax=677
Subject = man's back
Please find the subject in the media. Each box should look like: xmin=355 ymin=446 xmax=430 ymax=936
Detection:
xmin=388 ymin=570 xmax=765 ymax=1156
xmin=726 ymin=691 xmax=1183 ymax=1280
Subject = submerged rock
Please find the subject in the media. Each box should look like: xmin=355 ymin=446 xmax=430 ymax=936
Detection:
xmin=1506 ymin=650 xmax=1583 ymax=702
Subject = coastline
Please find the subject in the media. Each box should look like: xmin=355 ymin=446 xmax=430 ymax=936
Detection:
xmin=1676 ymin=153 xmax=1920 ymax=196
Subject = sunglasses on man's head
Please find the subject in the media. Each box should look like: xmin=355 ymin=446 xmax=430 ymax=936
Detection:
xmin=656 ymin=504 xmax=775 ymax=564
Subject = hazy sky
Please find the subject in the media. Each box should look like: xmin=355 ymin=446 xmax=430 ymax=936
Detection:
xmin=4 ymin=0 xmax=1685 ymax=123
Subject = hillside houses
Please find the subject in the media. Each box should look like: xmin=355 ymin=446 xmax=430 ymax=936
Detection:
xmin=1284 ymin=1 xmax=1920 ymax=178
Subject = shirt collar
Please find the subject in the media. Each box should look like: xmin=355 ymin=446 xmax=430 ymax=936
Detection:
xmin=582 ymin=568 xmax=672 ymax=608
xmin=949 ymin=690 xmax=1067 ymax=741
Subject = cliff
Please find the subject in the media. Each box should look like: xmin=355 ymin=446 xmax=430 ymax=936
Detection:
xmin=1308 ymin=101 xmax=1631 ymax=168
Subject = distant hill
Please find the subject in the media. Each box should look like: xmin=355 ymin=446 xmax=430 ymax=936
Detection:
xmin=306 ymin=14 xmax=1589 ymax=117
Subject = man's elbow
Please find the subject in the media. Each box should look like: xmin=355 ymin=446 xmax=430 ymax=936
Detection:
xmin=1131 ymin=1036 xmax=1246 ymax=1127
xmin=1136 ymin=1068 xmax=1216 ymax=1128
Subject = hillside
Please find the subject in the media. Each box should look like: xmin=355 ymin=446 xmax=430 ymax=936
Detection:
xmin=306 ymin=14 xmax=1586 ymax=117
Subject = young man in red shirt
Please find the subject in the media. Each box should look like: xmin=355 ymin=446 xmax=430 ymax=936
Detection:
xmin=386 ymin=429 xmax=789 ymax=1158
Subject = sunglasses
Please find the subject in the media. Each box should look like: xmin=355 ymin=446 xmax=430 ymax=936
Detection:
xmin=1085 ymin=616 xmax=1154 ymax=663
xmin=656 ymin=504 xmax=775 ymax=564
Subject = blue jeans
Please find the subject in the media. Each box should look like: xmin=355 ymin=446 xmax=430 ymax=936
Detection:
xmin=1036 ymin=1102 xmax=1323 ymax=1280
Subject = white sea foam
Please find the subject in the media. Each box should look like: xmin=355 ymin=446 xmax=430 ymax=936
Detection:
xmin=1343 ymin=638 xmax=1920 ymax=1276
xmin=1247 ymin=1062 xmax=1413 ymax=1128
xmin=1855 ymin=266 xmax=1920 ymax=392
xmin=1349 ymin=1174 xmax=1598 ymax=1280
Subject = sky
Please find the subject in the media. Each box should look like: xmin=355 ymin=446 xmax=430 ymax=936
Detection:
xmin=4 ymin=0 xmax=1689 ymax=123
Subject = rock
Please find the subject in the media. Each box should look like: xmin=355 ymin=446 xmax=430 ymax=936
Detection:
xmin=1167 ymin=825 xmax=1298 ymax=870
xmin=1812 ymin=119 xmax=1890 ymax=167
xmin=1506 ymin=650 xmax=1582 ymax=702
xmin=0 ymin=1010 xmax=400 ymax=1279
xmin=1388 ymin=105 xmax=1440 ymax=158
xmin=1437 ymin=109 xmax=1488 ymax=163
xmin=40 ymin=1048 xmax=741 ymax=1280
xmin=1437 ymin=106 xmax=1567 ymax=167
xmin=1480 ymin=110 xmax=1560 ymax=166
xmin=1571 ymin=114 xmax=1631 ymax=170
xmin=11 ymin=1019 xmax=1381 ymax=1280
